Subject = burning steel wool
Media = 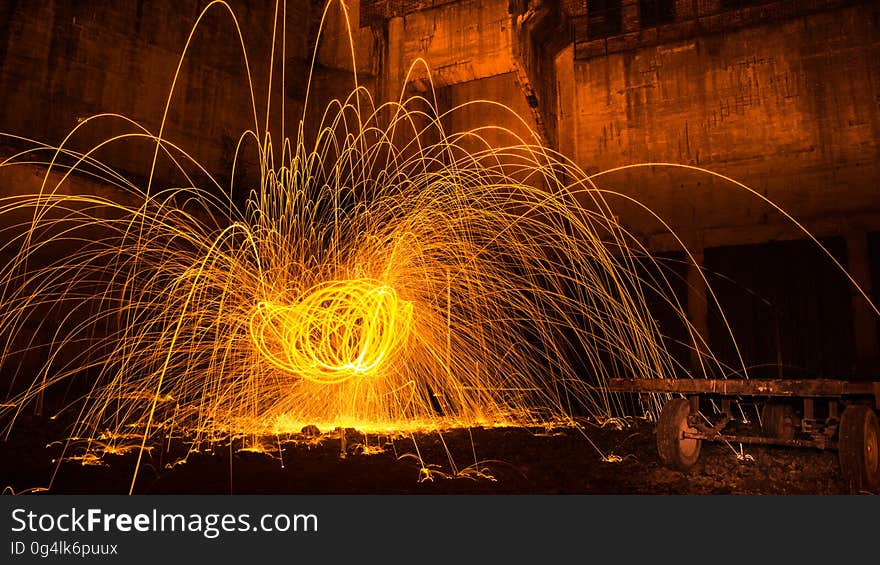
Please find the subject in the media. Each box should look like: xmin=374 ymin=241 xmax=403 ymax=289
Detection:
xmin=250 ymin=279 xmax=414 ymax=384
xmin=0 ymin=1 xmax=873 ymax=493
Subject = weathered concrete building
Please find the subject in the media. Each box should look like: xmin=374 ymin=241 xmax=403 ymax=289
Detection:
xmin=337 ymin=0 xmax=880 ymax=380
xmin=1 ymin=0 xmax=878 ymax=379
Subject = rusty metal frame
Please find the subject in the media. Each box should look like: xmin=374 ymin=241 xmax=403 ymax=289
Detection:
xmin=683 ymin=430 xmax=837 ymax=449
xmin=610 ymin=377 xmax=879 ymax=450
xmin=605 ymin=377 xmax=880 ymax=406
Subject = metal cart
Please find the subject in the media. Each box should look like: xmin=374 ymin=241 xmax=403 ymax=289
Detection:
xmin=605 ymin=378 xmax=880 ymax=492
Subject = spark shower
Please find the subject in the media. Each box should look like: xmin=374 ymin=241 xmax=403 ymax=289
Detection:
xmin=0 ymin=1 xmax=865 ymax=492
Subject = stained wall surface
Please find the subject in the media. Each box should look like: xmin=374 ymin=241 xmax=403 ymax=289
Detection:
xmin=0 ymin=0 xmax=315 ymax=189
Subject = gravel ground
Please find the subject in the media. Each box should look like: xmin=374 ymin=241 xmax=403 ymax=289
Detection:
xmin=0 ymin=417 xmax=856 ymax=494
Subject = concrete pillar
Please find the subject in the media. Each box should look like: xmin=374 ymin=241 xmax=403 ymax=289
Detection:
xmin=686 ymin=247 xmax=709 ymax=377
xmin=845 ymin=230 xmax=880 ymax=378
xmin=383 ymin=16 xmax=405 ymax=103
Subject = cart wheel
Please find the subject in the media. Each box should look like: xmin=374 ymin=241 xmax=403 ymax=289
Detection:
xmin=656 ymin=398 xmax=701 ymax=471
xmin=761 ymin=403 xmax=795 ymax=440
xmin=838 ymin=405 xmax=880 ymax=493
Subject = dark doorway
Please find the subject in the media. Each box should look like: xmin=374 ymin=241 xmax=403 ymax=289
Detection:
xmin=702 ymin=238 xmax=855 ymax=380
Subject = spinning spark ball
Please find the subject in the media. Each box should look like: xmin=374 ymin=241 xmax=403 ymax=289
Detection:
xmin=250 ymin=279 xmax=414 ymax=384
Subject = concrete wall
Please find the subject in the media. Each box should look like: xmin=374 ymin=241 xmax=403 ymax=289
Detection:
xmin=392 ymin=0 xmax=515 ymax=92
xmin=358 ymin=0 xmax=880 ymax=245
xmin=358 ymin=0 xmax=880 ymax=375
xmin=349 ymin=0 xmax=543 ymax=151
xmin=317 ymin=0 xmax=378 ymax=78
xmin=555 ymin=2 xmax=880 ymax=241
xmin=4 ymin=0 xmax=877 ymax=241
xmin=0 ymin=0 xmax=315 ymax=190
xmin=443 ymin=72 xmax=541 ymax=149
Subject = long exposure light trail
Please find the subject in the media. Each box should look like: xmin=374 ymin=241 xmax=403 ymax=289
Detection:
xmin=1 ymin=1 xmax=867 ymax=493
